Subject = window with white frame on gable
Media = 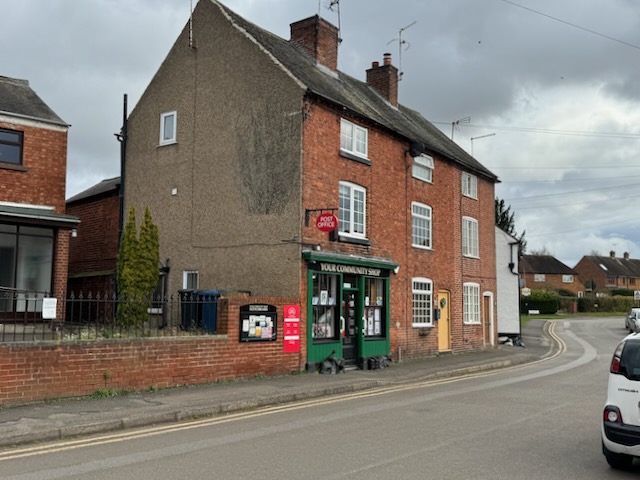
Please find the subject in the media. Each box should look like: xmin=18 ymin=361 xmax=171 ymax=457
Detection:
xmin=339 ymin=181 xmax=366 ymax=239
xmin=412 ymin=202 xmax=432 ymax=249
xmin=340 ymin=118 xmax=368 ymax=160
xmin=534 ymin=274 xmax=545 ymax=282
xmin=159 ymin=111 xmax=177 ymax=145
xmin=562 ymin=275 xmax=574 ymax=283
xmin=183 ymin=270 xmax=199 ymax=289
xmin=461 ymin=172 xmax=478 ymax=199
xmin=412 ymin=154 xmax=434 ymax=182
xmin=463 ymin=283 xmax=480 ymax=324
xmin=0 ymin=128 xmax=23 ymax=165
xmin=412 ymin=278 xmax=433 ymax=327
xmin=462 ymin=216 xmax=479 ymax=257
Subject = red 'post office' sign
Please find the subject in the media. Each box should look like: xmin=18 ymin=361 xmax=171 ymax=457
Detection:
xmin=316 ymin=212 xmax=338 ymax=232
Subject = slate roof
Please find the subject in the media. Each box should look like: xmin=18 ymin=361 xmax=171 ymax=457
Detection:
xmin=581 ymin=255 xmax=640 ymax=278
xmin=215 ymin=1 xmax=498 ymax=182
xmin=0 ymin=76 xmax=67 ymax=126
xmin=66 ymin=177 xmax=121 ymax=203
xmin=519 ymin=255 xmax=575 ymax=275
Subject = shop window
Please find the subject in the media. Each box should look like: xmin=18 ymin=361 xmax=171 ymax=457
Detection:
xmin=364 ymin=277 xmax=385 ymax=337
xmin=311 ymin=273 xmax=338 ymax=341
xmin=0 ymin=224 xmax=53 ymax=312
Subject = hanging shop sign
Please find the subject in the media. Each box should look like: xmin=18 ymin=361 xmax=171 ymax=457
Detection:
xmin=316 ymin=212 xmax=338 ymax=232
xmin=283 ymin=304 xmax=300 ymax=353
xmin=239 ymin=304 xmax=277 ymax=342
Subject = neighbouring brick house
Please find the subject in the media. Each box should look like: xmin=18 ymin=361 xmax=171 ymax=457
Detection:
xmin=123 ymin=1 xmax=499 ymax=371
xmin=66 ymin=177 xmax=121 ymax=294
xmin=574 ymin=251 xmax=640 ymax=296
xmin=519 ymin=254 xmax=583 ymax=295
xmin=0 ymin=75 xmax=78 ymax=319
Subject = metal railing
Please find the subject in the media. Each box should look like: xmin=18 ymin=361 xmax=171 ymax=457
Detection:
xmin=0 ymin=288 xmax=220 ymax=343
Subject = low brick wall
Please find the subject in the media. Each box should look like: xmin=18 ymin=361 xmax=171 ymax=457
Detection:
xmin=0 ymin=293 xmax=304 ymax=406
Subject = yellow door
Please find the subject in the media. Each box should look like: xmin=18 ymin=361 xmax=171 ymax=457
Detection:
xmin=437 ymin=291 xmax=451 ymax=352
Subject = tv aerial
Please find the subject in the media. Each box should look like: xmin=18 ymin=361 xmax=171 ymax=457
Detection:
xmin=320 ymin=0 xmax=343 ymax=43
xmin=388 ymin=21 xmax=416 ymax=81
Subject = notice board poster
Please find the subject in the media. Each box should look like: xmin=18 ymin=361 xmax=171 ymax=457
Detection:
xmin=283 ymin=304 xmax=300 ymax=353
xmin=240 ymin=304 xmax=277 ymax=342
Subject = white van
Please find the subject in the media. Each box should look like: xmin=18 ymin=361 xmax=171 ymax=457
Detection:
xmin=602 ymin=333 xmax=640 ymax=469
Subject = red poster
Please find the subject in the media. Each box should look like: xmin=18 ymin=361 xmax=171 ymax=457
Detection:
xmin=283 ymin=304 xmax=300 ymax=353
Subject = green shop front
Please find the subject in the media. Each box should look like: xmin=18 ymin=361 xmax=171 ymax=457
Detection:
xmin=303 ymin=251 xmax=398 ymax=370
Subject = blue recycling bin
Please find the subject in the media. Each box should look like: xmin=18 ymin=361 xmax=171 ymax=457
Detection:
xmin=197 ymin=290 xmax=221 ymax=332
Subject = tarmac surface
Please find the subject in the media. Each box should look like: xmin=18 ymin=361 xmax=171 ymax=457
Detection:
xmin=0 ymin=320 xmax=554 ymax=448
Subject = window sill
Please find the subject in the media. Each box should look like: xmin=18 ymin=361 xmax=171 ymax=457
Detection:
xmin=158 ymin=140 xmax=177 ymax=147
xmin=337 ymin=234 xmax=371 ymax=246
xmin=463 ymin=254 xmax=480 ymax=259
xmin=412 ymin=244 xmax=433 ymax=251
xmin=340 ymin=149 xmax=371 ymax=166
xmin=0 ymin=162 xmax=27 ymax=171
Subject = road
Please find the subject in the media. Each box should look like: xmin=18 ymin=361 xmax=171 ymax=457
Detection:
xmin=0 ymin=317 xmax=637 ymax=479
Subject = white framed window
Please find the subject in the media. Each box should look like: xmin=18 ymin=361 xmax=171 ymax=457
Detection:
xmin=160 ymin=111 xmax=177 ymax=145
xmin=412 ymin=202 xmax=432 ymax=249
xmin=183 ymin=270 xmax=199 ymax=289
xmin=339 ymin=181 xmax=366 ymax=238
xmin=562 ymin=275 xmax=574 ymax=283
xmin=534 ymin=274 xmax=545 ymax=282
xmin=462 ymin=216 xmax=479 ymax=258
xmin=463 ymin=283 xmax=481 ymax=324
xmin=340 ymin=119 xmax=368 ymax=159
xmin=412 ymin=278 xmax=433 ymax=327
xmin=462 ymin=172 xmax=478 ymax=199
xmin=412 ymin=154 xmax=434 ymax=182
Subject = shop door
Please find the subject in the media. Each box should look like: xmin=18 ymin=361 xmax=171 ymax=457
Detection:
xmin=437 ymin=291 xmax=451 ymax=352
xmin=342 ymin=290 xmax=359 ymax=363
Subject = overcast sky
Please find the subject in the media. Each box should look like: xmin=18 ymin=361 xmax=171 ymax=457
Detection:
xmin=4 ymin=0 xmax=640 ymax=268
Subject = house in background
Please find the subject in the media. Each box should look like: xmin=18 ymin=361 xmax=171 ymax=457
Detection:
xmin=495 ymin=227 xmax=521 ymax=340
xmin=519 ymin=254 xmax=583 ymax=295
xmin=574 ymin=251 xmax=640 ymax=296
xmin=66 ymin=177 xmax=121 ymax=295
xmin=123 ymin=0 xmax=499 ymax=370
xmin=0 ymin=75 xmax=78 ymax=318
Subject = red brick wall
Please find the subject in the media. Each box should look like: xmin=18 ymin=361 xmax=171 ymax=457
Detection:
xmin=0 ymin=120 xmax=67 ymax=213
xmin=300 ymin=102 xmax=496 ymax=359
xmin=0 ymin=293 xmax=303 ymax=406
xmin=67 ymin=193 xmax=120 ymax=277
xmin=521 ymin=273 xmax=584 ymax=294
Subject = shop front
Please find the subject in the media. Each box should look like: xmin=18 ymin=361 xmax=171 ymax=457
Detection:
xmin=303 ymin=251 xmax=397 ymax=370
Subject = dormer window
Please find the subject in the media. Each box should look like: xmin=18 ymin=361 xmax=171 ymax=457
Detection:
xmin=340 ymin=119 xmax=368 ymax=161
xmin=159 ymin=111 xmax=177 ymax=145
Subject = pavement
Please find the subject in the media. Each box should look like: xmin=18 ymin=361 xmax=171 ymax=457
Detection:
xmin=0 ymin=319 xmax=554 ymax=448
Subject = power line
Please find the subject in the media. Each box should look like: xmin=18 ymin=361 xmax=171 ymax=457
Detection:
xmin=488 ymin=165 xmax=640 ymax=170
xmin=501 ymin=182 xmax=639 ymax=202
xmin=499 ymin=0 xmax=640 ymax=51
xmin=432 ymin=121 xmax=640 ymax=139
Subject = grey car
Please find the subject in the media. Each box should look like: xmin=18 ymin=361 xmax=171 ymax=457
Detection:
xmin=625 ymin=308 xmax=640 ymax=333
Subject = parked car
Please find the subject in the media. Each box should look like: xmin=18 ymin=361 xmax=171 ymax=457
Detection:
xmin=624 ymin=308 xmax=640 ymax=333
xmin=602 ymin=333 xmax=640 ymax=469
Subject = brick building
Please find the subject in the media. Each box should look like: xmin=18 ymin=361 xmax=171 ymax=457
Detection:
xmin=123 ymin=1 xmax=499 ymax=370
xmin=519 ymin=254 xmax=583 ymax=295
xmin=574 ymin=251 xmax=640 ymax=296
xmin=66 ymin=177 xmax=121 ymax=294
xmin=0 ymin=75 xmax=78 ymax=319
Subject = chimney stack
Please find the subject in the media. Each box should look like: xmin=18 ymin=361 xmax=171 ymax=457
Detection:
xmin=366 ymin=53 xmax=398 ymax=106
xmin=624 ymin=252 xmax=630 ymax=260
xmin=610 ymin=250 xmax=616 ymax=258
xmin=290 ymin=16 xmax=339 ymax=71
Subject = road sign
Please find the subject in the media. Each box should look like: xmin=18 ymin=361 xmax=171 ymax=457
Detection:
xmin=521 ymin=287 xmax=531 ymax=297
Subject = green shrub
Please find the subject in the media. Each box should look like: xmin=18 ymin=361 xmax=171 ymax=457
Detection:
xmin=611 ymin=288 xmax=634 ymax=297
xmin=577 ymin=296 xmax=636 ymax=313
xmin=521 ymin=289 xmax=558 ymax=314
